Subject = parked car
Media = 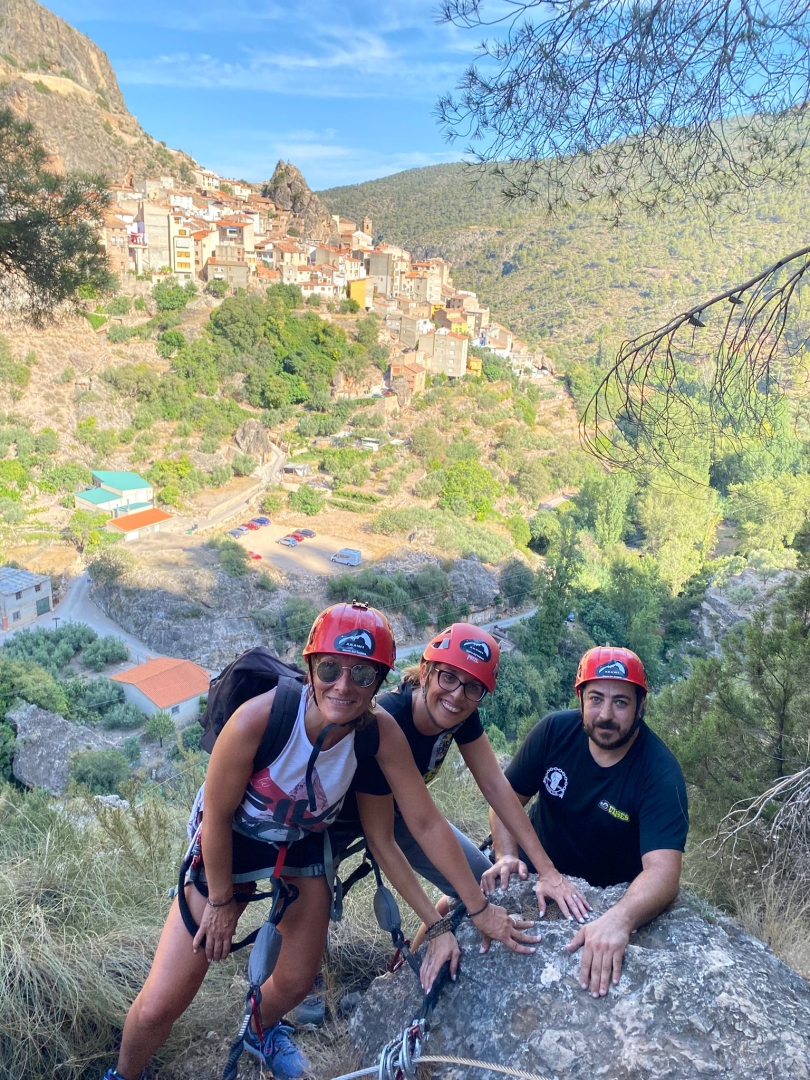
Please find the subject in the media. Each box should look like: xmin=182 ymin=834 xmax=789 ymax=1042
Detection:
xmin=288 ymin=531 xmax=307 ymax=542
xmin=252 ymin=517 xmax=271 ymax=526
xmin=247 ymin=551 xmax=263 ymax=560
xmin=230 ymin=526 xmax=249 ymax=537
xmin=242 ymin=522 xmax=260 ymax=531
xmin=228 ymin=528 xmax=244 ymax=538
xmin=277 ymin=536 xmax=299 ymax=547
xmin=293 ymin=528 xmax=316 ymax=538
xmin=330 ymin=547 xmax=362 ymax=566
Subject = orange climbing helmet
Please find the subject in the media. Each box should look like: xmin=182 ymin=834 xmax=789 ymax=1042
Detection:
xmin=423 ymin=622 xmax=500 ymax=694
xmin=303 ymin=601 xmax=396 ymax=672
xmin=574 ymin=646 xmax=648 ymax=697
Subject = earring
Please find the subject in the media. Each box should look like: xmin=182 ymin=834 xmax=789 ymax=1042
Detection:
xmin=370 ymin=695 xmax=378 ymax=709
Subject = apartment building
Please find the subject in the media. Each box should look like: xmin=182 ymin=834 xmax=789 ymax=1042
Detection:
xmin=419 ymin=328 xmax=468 ymax=378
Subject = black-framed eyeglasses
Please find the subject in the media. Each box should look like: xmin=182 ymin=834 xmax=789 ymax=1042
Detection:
xmin=434 ymin=668 xmax=487 ymax=702
xmin=316 ymin=659 xmax=379 ymax=688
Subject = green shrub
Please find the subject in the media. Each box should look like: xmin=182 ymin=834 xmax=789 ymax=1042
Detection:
xmin=277 ymin=598 xmax=320 ymax=646
xmin=121 ymin=735 xmax=142 ymax=763
xmin=103 ymin=296 xmax=131 ymax=315
xmin=232 ymin=453 xmax=256 ymax=477
xmin=80 ymin=636 xmax=129 ymax=671
xmin=73 ymin=676 xmax=125 ymax=716
xmin=101 ymin=702 xmax=145 ymax=730
xmin=257 ymin=570 xmax=276 ymax=592
xmin=181 ymin=722 xmax=204 ymax=751
xmin=261 ymin=489 xmax=286 ymax=514
xmin=0 ymin=722 xmax=15 ymax=781
xmin=209 ymin=537 xmax=249 ymax=577
xmin=289 ymin=486 xmax=325 ymax=516
xmin=206 ymin=279 xmax=230 ymax=298
xmin=151 ymin=281 xmax=190 ymax=312
xmin=69 ymin=748 xmax=130 ymax=794
xmin=133 ymin=296 xmax=147 ymax=311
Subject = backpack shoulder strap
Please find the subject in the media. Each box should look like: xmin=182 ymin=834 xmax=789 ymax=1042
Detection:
xmin=253 ymin=676 xmax=306 ymax=773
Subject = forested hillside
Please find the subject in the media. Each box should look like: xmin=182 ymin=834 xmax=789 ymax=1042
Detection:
xmin=320 ymin=164 xmax=810 ymax=359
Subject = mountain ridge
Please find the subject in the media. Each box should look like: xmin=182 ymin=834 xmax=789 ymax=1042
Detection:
xmin=319 ymin=161 xmax=810 ymax=361
xmin=0 ymin=0 xmax=196 ymax=180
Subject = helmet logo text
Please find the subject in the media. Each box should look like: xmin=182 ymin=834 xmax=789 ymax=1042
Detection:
xmin=595 ymin=659 xmax=628 ymax=679
xmin=334 ymin=630 xmax=375 ymax=657
xmin=460 ymin=638 xmax=491 ymax=663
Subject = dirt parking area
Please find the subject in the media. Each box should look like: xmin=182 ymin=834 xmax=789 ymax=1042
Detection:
xmin=232 ymin=508 xmax=406 ymax=576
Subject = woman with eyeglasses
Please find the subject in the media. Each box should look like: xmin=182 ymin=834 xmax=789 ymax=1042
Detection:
xmin=305 ymin=624 xmax=568 ymax=998
xmin=102 ymin=605 xmax=537 ymax=1080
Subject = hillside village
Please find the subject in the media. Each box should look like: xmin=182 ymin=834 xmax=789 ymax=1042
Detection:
xmin=99 ymin=161 xmax=547 ymax=386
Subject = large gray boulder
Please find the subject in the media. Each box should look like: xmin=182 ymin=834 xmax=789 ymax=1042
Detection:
xmin=234 ymin=418 xmax=273 ymax=462
xmin=7 ymin=703 xmax=117 ymax=793
xmin=350 ymin=877 xmax=810 ymax=1079
xmin=447 ymin=556 xmax=499 ymax=610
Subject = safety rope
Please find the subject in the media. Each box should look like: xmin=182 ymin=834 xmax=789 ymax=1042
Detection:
xmin=327 ymin=1021 xmax=553 ymax=1080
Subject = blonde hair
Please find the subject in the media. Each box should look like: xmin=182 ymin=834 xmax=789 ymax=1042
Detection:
xmin=400 ymin=660 xmax=437 ymax=688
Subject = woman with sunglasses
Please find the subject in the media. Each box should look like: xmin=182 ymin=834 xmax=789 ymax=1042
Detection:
xmin=102 ymin=605 xmax=536 ymax=1080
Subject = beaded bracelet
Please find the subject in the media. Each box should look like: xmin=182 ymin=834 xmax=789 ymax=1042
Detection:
xmin=206 ymin=894 xmax=235 ymax=909
xmin=424 ymin=915 xmax=455 ymax=941
xmin=467 ymin=897 xmax=490 ymax=919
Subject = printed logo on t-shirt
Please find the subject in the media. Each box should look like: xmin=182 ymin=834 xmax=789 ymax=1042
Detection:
xmin=543 ymin=766 xmax=568 ymax=798
xmin=595 ymin=659 xmax=628 ymax=679
xmin=459 ymin=638 xmax=491 ymax=664
xmin=598 ymin=799 xmax=630 ymax=822
xmin=423 ymin=731 xmax=455 ymax=787
xmin=334 ymin=629 xmax=375 ymax=656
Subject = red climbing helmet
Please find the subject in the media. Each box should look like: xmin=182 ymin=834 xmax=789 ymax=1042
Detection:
xmin=423 ymin=623 xmax=500 ymax=694
xmin=574 ymin=646 xmax=648 ymax=697
xmin=303 ymin=601 xmax=396 ymax=672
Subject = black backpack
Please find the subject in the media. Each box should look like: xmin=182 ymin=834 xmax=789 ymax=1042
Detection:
xmin=199 ymin=646 xmax=378 ymax=768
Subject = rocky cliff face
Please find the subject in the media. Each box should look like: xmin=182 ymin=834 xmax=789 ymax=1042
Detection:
xmin=263 ymin=161 xmax=340 ymax=243
xmin=0 ymin=0 xmax=195 ymax=180
xmin=8 ymin=702 xmax=118 ymax=792
xmin=352 ymin=876 xmax=810 ymax=1080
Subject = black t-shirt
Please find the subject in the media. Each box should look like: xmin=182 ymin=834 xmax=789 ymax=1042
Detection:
xmin=351 ymin=681 xmax=484 ymax=798
xmin=505 ymin=709 xmax=689 ymax=887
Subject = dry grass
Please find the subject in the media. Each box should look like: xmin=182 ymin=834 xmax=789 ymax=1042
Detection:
xmin=0 ymin=784 xmax=241 ymax=1080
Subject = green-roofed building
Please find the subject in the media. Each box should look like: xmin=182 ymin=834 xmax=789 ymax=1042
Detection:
xmin=74 ymin=470 xmax=154 ymax=516
xmin=91 ymin=471 xmax=154 ymax=501
xmin=74 ymin=487 xmax=125 ymax=514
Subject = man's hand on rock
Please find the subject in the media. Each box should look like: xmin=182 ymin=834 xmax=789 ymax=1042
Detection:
xmin=535 ymin=872 xmax=592 ymax=923
xmin=565 ymin=907 xmax=631 ymax=996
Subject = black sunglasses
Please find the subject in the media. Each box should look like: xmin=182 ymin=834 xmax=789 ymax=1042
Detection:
xmin=316 ymin=659 xmax=379 ymax=688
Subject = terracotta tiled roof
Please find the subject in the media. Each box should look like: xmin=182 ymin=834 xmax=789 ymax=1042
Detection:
xmin=112 ymin=657 xmax=210 ymax=708
xmin=106 ymin=507 xmax=173 ymax=533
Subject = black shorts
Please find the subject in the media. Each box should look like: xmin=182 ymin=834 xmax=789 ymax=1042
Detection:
xmin=194 ymin=829 xmax=329 ymax=891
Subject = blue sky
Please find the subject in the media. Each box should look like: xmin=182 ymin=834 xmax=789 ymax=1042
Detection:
xmin=44 ymin=0 xmax=488 ymax=190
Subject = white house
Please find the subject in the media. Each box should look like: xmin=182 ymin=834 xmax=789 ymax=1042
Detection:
xmin=111 ymin=657 xmax=210 ymax=724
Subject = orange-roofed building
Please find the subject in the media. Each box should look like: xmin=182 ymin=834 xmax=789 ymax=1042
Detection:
xmin=105 ymin=507 xmax=173 ymax=541
xmin=112 ymin=657 xmax=210 ymax=723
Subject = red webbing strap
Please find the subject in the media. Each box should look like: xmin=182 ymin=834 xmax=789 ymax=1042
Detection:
xmin=273 ymin=842 xmax=288 ymax=880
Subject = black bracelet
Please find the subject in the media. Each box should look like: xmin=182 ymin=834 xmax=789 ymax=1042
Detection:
xmin=467 ymin=897 xmax=490 ymax=919
xmin=425 ymin=915 xmax=455 ymax=941
xmin=206 ymin=894 xmax=234 ymax=909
